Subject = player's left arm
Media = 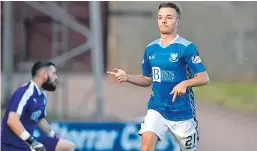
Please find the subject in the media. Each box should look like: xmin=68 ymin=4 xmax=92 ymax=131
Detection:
xmin=37 ymin=94 xmax=59 ymax=139
xmin=171 ymin=43 xmax=209 ymax=102
xmin=37 ymin=118 xmax=52 ymax=136
xmin=38 ymin=118 xmax=59 ymax=139
xmin=184 ymin=71 xmax=209 ymax=87
xmin=183 ymin=43 xmax=209 ymax=87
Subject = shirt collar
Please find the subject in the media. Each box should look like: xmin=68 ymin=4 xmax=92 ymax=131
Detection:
xmin=30 ymin=80 xmax=43 ymax=95
xmin=159 ymin=34 xmax=180 ymax=48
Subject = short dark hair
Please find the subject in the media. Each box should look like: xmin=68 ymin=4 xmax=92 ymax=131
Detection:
xmin=158 ymin=2 xmax=181 ymax=19
xmin=31 ymin=61 xmax=55 ymax=77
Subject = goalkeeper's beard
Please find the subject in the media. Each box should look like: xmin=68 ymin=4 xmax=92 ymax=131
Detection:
xmin=42 ymin=77 xmax=56 ymax=91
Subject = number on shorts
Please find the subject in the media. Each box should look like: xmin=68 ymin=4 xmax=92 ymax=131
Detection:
xmin=185 ymin=133 xmax=196 ymax=147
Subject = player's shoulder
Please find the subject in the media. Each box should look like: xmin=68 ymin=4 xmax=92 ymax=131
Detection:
xmin=144 ymin=38 xmax=160 ymax=55
xmin=145 ymin=38 xmax=160 ymax=49
xmin=13 ymin=82 xmax=35 ymax=97
xmin=174 ymin=35 xmax=195 ymax=48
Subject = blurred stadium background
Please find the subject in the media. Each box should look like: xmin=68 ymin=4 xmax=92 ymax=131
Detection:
xmin=1 ymin=1 xmax=257 ymax=151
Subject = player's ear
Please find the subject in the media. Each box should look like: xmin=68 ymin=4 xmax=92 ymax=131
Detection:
xmin=177 ymin=19 xmax=180 ymax=26
xmin=39 ymin=68 xmax=48 ymax=80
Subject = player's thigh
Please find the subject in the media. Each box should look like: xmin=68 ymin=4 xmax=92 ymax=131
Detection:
xmin=55 ymin=139 xmax=75 ymax=151
xmin=169 ymin=118 xmax=198 ymax=151
xmin=139 ymin=109 xmax=168 ymax=141
xmin=37 ymin=136 xmax=59 ymax=151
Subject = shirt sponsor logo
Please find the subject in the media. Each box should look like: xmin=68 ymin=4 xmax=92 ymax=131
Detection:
xmin=191 ymin=56 xmax=201 ymax=64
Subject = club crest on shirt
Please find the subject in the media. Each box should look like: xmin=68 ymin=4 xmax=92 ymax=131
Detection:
xmin=169 ymin=53 xmax=178 ymax=62
xmin=192 ymin=56 xmax=201 ymax=64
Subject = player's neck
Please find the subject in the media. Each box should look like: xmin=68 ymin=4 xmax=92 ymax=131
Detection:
xmin=160 ymin=32 xmax=178 ymax=46
xmin=32 ymin=78 xmax=44 ymax=91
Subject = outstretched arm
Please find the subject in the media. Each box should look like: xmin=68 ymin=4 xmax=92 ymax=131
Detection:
xmin=127 ymin=74 xmax=152 ymax=87
xmin=107 ymin=68 xmax=152 ymax=87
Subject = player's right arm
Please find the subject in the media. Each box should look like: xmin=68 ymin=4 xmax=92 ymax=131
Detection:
xmin=107 ymin=68 xmax=152 ymax=87
xmin=127 ymin=74 xmax=152 ymax=87
xmin=7 ymin=112 xmax=28 ymax=138
xmin=107 ymin=48 xmax=152 ymax=87
xmin=7 ymin=89 xmax=45 ymax=151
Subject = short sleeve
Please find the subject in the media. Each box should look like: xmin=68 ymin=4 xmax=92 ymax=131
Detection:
xmin=9 ymin=89 xmax=33 ymax=116
xmin=142 ymin=50 xmax=152 ymax=77
xmin=185 ymin=43 xmax=206 ymax=74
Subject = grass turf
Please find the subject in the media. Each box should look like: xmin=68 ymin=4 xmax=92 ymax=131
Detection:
xmin=193 ymin=82 xmax=257 ymax=113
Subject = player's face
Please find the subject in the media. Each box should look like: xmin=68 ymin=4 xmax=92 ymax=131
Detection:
xmin=42 ymin=65 xmax=58 ymax=91
xmin=158 ymin=7 xmax=180 ymax=35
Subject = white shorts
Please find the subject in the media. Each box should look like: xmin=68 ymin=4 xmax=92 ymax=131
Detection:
xmin=138 ymin=109 xmax=199 ymax=151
